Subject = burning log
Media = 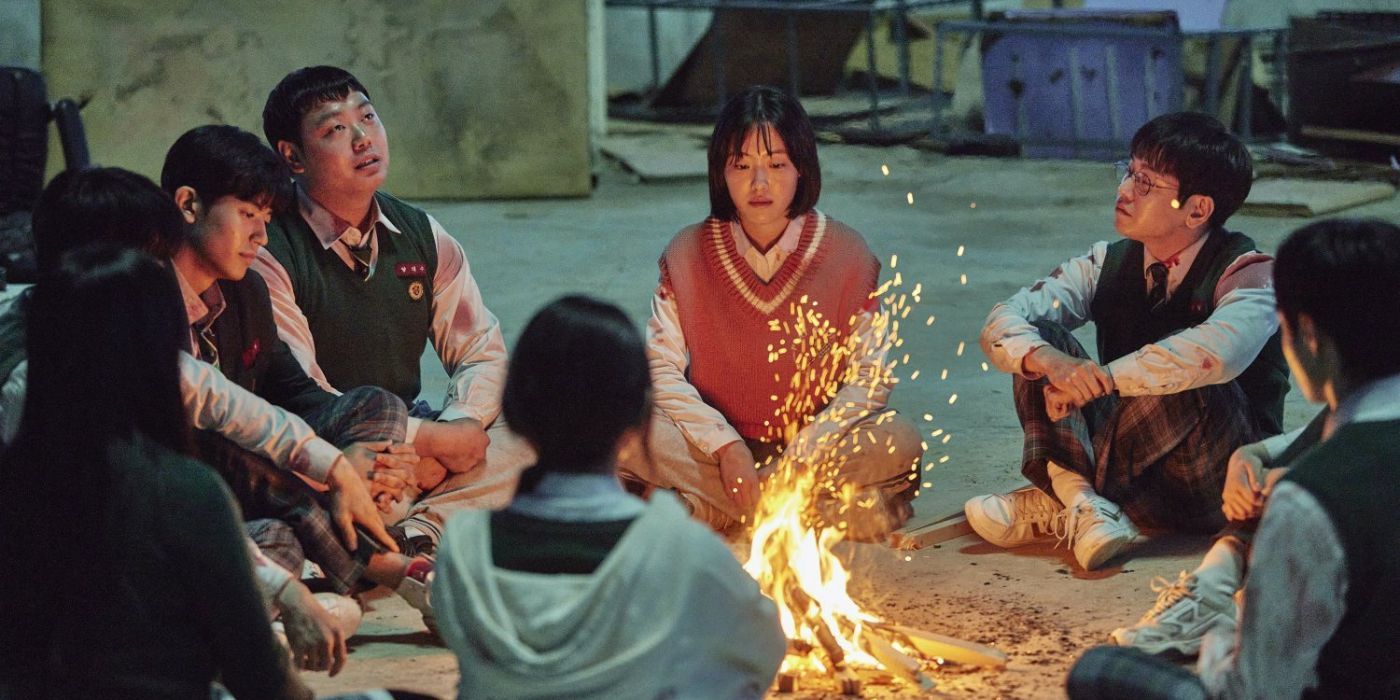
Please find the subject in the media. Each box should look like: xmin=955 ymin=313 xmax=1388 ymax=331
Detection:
xmin=776 ymin=672 xmax=798 ymax=693
xmin=833 ymin=668 xmax=862 ymax=696
xmin=782 ymin=575 xmax=849 ymax=673
xmin=858 ymin=629 xmax=936 ymax=691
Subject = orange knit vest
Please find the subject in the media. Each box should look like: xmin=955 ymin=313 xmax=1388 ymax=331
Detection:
xmin=659 ymin=211 xmax=880 ymax=442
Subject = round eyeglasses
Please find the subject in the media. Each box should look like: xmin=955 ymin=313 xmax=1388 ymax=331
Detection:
xmin=1114 ymin=160 xmax=1179 ymax=198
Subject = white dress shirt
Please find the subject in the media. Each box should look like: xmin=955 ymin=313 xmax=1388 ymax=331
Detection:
xmin=0 ymin=340 xmax=342 ymax=484
xmin=980 ymin=232 xmax=1279 ymax=395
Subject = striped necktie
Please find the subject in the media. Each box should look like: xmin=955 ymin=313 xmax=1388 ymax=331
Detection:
xmin=1146 ymin=262 xmax=1169 ymax=314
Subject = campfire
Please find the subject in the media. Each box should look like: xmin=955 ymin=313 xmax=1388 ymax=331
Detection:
xmin=742 ymin=263 xmax=1005 ymax=695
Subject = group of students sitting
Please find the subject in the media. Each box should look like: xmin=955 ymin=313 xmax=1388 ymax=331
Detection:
xmin=0 ymin=63 xmax=1393 ymax=699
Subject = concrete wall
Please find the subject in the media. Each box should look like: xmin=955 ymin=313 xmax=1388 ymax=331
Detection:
xmin=40 ymin=0 xmax=592 ymax=199
xmin=1 ymin=0 xmax=41 ymax=68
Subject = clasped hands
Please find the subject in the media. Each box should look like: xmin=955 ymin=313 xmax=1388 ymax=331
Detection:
xmin=1026 ymin=346 xmax=1115 ymax=422
xmin=1220 ymin=442 xmax=1289 ymax=522
xmin=327 ymin=418 xmax=491 ymax=553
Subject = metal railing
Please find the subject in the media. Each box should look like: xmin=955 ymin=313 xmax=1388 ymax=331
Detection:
xmin=606 ymin=0 xmax=968 ymax=130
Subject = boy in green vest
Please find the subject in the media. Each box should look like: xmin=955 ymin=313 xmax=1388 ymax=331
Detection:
xmin=1067 ymin=217 xmax=1400 ymax=699
xmin=255 ymin=66 xmax=532 ymax=553
xmin=162 ymin=125 xmax=440 ymax=632
xmin=969 ymin=112 xmax=1289 ymax=570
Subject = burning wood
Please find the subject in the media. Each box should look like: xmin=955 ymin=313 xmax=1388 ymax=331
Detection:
xmin=743 ymin=269 xmax=1003 ymax=695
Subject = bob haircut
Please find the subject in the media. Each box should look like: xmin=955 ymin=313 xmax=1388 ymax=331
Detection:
xmin=262 ymin=65 xmax=371 ymax=149
xmin=161 ymin=125 xmax=293 ymax=213
xmin=707 ymin=85 xmax=821 ymax=221
xmin=502 ymin=295 xmax=650 ymax=476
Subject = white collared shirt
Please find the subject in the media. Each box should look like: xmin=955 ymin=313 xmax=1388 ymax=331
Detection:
xmin=250 ymin=185 xmax=508 ymax=435
xmin=980 ymin=233 xmax=1279 ymax=395
xmin=728 ymin=217 xmax=804 ymax=283
xmin=507 ymin=471 xmax=646 ymax=522
xmin=172 ymin=264 xmax=227 ymax=360
xmin=1143 ymin=229 xmax=1212 ymax=298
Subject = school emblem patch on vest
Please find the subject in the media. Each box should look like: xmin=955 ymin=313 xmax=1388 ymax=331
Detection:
xmin=396 ymin=261 xmax=428 ymax=302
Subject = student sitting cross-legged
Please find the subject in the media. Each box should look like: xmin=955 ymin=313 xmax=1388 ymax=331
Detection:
xmin=624 ymin=85 xmax=923 ymax=539
xmin=161 ymin=125 xmax=438 ymax=630
xmin=256 ymin=66 xmax=534 ymax=553
xmin=968 ymin=112 xmax=1289 ymax=570
xmin=433 ymin=295 xmax=786 ymax=699
xmin=1067 ymin=218 xmax=1400 ymax=699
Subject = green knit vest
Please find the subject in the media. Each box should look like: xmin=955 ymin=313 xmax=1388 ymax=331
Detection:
xmin=263 ymin=192 xmax=437 ymax=404
xmin=1283 ymin=419 xmax=1400 ymax=699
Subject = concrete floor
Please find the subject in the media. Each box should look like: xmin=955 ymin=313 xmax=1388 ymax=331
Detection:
xmin=303 ymin=125 xmax=1400 ymax=699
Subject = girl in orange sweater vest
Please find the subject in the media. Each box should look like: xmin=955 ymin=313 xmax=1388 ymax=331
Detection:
xmin=620 ymin=86 xmax=923 ymax=539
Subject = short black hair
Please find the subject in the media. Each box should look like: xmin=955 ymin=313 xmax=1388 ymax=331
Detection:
xmin=32 ymin=167 xmax=184 ymax=274
xmin=161 ymin=125 xmax=293 ymax=213
xmin=262 ymin=65 xmax=371 ymax=149
xmin=1274 ymin=218 xmax=1400 ymax=384
xmin=708 ymin=85 xmax=821 ymax=221
xmin=502 ymin=295 xmax=650 ymax=471
xmin=1129 ymin=112 xmax=1252 ymax=227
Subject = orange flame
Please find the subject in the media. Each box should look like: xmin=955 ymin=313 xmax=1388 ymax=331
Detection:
xmin=742 ymin=264 xmax=921 ymax=676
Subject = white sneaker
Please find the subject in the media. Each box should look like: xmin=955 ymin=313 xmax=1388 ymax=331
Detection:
xmin=396 ymin=568 xmax=438 ymax=638
xmin=1054 ymin=495 xmax=1138 ymax=570
xmin=313 ymin=592 xmax=363 ymax=638
xmin=1110 ymin=571 xmax=1237 ymax=655
xmin=964 ymin=486 xmax=1063 ymax=548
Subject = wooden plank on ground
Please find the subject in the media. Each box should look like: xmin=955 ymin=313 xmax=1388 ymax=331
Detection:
xmin=887 ymin=507 xmax=973 ymax=550
xmin=1240 ymin=178 xmax=1395 ymax=217
xmin=873 ymin=622 xmax=1008 ymax=668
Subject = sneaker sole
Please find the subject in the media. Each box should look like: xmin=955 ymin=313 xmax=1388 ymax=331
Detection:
xmin=1110 ymin=629 xmax=1206 ymax=657
xmin=1075 ymin=525 xmax=1138 ymax=570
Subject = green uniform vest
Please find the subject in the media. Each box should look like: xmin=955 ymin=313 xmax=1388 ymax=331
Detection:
xmin=263 ymin=192 xmax=437 ymax=404
xmin=1091 ymin=230 xmax=1289 ymax=435
xmin=1284 ymin=419 xmax=1400 ymax=699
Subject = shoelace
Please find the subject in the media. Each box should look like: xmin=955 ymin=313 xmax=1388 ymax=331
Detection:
xmin=1051 ymin=501 xmax=1097 ymax=550
xmin=1141 ymin=571 xmax=1195 ymax=623
xmin=1007 ymin=490 xmax=1061 ymax=535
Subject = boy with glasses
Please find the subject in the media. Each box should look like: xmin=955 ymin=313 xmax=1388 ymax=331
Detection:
xmin=1068 ymin=218 xmax=1400 ymax=699
xmin=967 ymin=112 xmax=1288 ymax=570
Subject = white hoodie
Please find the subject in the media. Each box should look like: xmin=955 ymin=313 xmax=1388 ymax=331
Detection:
xmin=433 ymin=491 xmax=785 ymax=700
